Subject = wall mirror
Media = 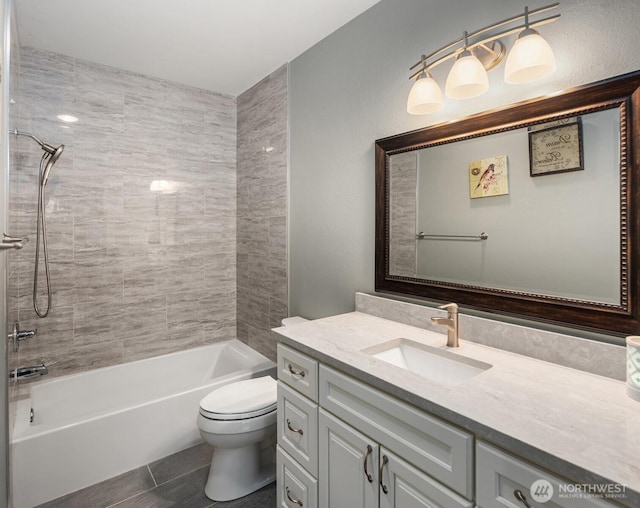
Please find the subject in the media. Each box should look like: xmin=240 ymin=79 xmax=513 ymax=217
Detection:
xmin=375 ymin=71 xmax=640 ymax=335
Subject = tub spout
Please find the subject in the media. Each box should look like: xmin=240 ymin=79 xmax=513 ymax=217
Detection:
xmin=10 ymin=363 xmax=48 ymax=380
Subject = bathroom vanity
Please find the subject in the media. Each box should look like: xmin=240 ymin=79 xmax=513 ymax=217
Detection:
xmin=273 ymin=296 xmax=639 ymax=508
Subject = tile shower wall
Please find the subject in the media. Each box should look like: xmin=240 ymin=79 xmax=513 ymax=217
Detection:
xmin=388 ymin=152 xmax=417 ymax=277
xmin=8 ymin=47 xmax=237 ymax=377
xmin=236 ymin=66 xmax=288 ymax=361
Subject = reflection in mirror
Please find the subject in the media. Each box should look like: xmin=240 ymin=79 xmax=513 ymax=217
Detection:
xmin=376 ymin=70 xmax=640 ymax=335
xmin=388 ymin=108 xmax=620 ymax=304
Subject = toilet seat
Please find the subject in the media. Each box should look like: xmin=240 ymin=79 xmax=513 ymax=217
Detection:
xmin=199 ymin=376 xmax=277 ymax=421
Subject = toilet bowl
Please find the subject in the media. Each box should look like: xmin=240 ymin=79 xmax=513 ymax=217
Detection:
xmin=197 ymin=375 xmax=277 ymax=501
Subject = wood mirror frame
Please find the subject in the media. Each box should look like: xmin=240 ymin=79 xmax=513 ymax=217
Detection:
xmin=375 ymin=70 xmax=640 ymax=336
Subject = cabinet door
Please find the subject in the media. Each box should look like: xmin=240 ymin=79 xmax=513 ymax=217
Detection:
xmin=277 ymin=446 xmax=317 ymax=508
xmin=278 ymin=381 xmax=319 ymax=476
xmin=319 ymin=409 xmax=379 ymax=508
xmin=379 ymin=449 xmax=474 ymax=508
xmin=476 ymin=442 xmax=620 ymax=508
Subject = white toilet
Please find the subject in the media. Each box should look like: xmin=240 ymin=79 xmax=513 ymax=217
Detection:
xmin=197 ymin=375 xmax=278 ymax=501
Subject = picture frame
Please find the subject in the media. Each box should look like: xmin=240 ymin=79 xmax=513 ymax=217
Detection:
xmin=528 ymin=117 xmax=584 ymax=176
xmin=468 ymin=154 xmax=509 ymax=199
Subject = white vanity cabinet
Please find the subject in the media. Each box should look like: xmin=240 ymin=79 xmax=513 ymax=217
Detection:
xmin=277 ymin=342 xmax=626 ymax=508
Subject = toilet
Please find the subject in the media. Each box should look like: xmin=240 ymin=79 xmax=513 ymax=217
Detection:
xmin=197 ymin=375 xmax=278 ymax=501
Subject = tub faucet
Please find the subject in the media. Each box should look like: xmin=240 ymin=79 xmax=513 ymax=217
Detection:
xmin=430 ymin=303 xmax=459 ymax=348
xmin=9 ymin=363 xmax=48 ymax=380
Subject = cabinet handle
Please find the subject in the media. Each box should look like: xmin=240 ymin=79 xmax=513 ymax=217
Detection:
xmin=514 ymin=489 xmax=533 ymax=508
xmin=363 ymin=444 xmax=373 ymax=483
xmin=288 ymin=364 xmax=306 ymax=378
xmin=286 ymin=486 xmax=303 ymax=506
xmin=379 ymin=454 xmax=389 ymax=494
xmin=286 ymin=418 xmax=304 ymax=435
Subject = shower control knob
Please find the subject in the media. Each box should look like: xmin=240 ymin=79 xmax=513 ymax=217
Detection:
xmin=8 ymin=323 xmax=37 ymax=353
xmin=0 ymin=233 xmax=27 ymax=250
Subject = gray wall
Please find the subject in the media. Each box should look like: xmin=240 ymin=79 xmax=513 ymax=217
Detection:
xmin=8 ymin=47 xmax=238 ymax=377
xmin=289 ymin=0 xmax=640 ymax=320
xmin=236 ymin=65 xmax=288 ymax=361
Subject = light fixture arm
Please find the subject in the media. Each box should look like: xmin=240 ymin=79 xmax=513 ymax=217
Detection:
xmin=408 ymin=3 xmax=560 ymax=81
xmin=418 ymin=54 xmax=427 ymax=76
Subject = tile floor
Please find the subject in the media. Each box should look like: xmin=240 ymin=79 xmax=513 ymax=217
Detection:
xmin=36 ymin=442 xmax=276 ymax=508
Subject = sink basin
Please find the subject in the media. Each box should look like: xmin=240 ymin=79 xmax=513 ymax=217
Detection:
xmin=363 ymin=338 xmax=491 ymax=386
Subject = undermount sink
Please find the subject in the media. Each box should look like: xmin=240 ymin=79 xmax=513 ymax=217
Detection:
xmin=363 ymin=338 xmax=492 ymax=386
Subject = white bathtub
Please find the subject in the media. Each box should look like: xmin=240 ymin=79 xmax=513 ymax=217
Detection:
xmin=11 ymin=339 xmax=276 ymax=508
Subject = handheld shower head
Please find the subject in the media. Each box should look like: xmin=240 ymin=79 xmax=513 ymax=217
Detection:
xmin=41 ymin=144 xmax=65 ymax=186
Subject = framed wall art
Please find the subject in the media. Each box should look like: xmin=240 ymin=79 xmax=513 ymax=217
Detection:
xmin=469 ymin=154 xmax=509 ymax=198
xmin=528 ymin=117 xmax=584 ymax=176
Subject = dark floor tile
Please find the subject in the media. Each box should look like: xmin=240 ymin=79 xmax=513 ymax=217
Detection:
xmin=214 ymin=482 xmax=276 ymax=508
xmin=37 ymin=466 xmax=155 ymax=508
xmin=109 ymin=465 xmax=213 ymax=508
xmin=149 ymin=442 xmax=213 ymax=485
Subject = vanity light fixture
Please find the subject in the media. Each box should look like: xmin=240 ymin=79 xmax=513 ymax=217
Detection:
xmin=407 ymin=3 xmax=560 ymax=114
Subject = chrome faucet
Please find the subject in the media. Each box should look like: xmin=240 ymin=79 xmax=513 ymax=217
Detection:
xmin=9 ymin=363 xmax=48 ymax=380
xmin=430 ymin=303 xmax=459 ymax=348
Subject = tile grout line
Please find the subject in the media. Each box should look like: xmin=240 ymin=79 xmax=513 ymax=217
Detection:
xmin=105 ymin=464 xmax=160 ymax=508
xmin=147 ymin=464 xmax=159 ymax=487
xmin=106 ymin=464 xmax=214 ymax=508
xmin=154 ymin=463 xmax=211 ymax=487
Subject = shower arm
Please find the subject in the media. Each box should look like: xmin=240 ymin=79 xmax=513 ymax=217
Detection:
xmin=12 ymin=129 xmax=58 ymax=154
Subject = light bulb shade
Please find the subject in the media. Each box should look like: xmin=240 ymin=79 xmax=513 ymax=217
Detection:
xmin=445 ymin=53 xmax=489 ymax=99
xmin=407 ymin=73 xmax=444 ymax=114
xmin=504 ymin=30 xmax=556 ymax=84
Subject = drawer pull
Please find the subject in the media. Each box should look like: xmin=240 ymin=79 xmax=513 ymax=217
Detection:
xmin=286 ymin=418 xmax=304 ymax=435
xmin=286 ymin=486 xmax=303 ymax=506
xmin=514 ymin=489 xmax=533 ymax=508
xmin=379 ymin=454 xmax=389 ymax=494
xmin=363 ymin=444 xmax=373 ymax=483
xmin=288 ymin=364 xmax=306 ymax=378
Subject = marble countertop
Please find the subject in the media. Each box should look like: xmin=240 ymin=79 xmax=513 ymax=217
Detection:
xmin=273 ymin=311 xmax=640 ymax=507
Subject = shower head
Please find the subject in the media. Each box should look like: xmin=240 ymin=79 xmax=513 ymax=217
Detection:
xmin=42 ymin=144 xmax=65 ymax=186
xmin=13 ymin=129 xmax=64 ymax=185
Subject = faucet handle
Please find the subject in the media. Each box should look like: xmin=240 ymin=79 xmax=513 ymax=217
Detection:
xmin=438 ymin=302 xmax=458 ymax=313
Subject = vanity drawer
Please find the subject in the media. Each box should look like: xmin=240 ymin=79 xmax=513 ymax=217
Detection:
xmin=476 ymin=442 xmax=621 ymax=508
xmin=278 ymin=381 xmax=319 ymax=477
xmin=278 ymin=344 xmax=318 ymax=402
xmin=319 ymin=365 xmax=473 ymax=500
xmin=277 ymin=446 xmax=318 ymax=508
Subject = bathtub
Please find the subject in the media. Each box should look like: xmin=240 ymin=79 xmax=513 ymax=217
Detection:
xmin=11 ymin=339 xmax=276 ymax=508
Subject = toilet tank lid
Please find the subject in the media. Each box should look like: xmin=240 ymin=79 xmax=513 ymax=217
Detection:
xmin=200 ymin=375 xmax=277 ymax=414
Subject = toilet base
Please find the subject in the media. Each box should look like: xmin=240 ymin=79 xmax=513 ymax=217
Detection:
xmin=204 ymin=442 xmax=276 ymax=501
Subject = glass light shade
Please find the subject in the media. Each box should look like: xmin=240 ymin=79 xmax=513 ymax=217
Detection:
xmin=445 ymin=52 xmax=489 ymax=99
xmin=504 ymin=30 xmax=556 ymax=84
xmin=407 ymin=73 xmax=444 ymax=114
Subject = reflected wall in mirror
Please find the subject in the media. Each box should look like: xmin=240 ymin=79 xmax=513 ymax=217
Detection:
xmin=376 ymin=71 xmax=640 ymax=335
xmin=389 ymin=108 xmax=620 ymax=304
